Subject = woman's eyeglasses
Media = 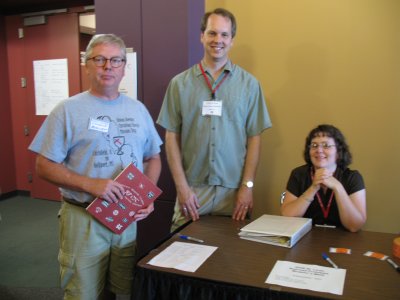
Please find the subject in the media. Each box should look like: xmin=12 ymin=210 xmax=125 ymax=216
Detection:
xmin=309 ymin=142 xmax=336 ymax=150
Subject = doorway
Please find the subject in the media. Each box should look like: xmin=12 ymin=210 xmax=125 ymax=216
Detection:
xmin=6 ymin=8 xmax=95 ymax=200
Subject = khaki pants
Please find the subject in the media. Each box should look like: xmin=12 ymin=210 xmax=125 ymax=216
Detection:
xmin=59 ymin=201 xmax=137 ymax=299
xmin=171 ymin=185 xmax=237 ymax=232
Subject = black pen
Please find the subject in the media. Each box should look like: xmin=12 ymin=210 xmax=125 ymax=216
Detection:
xmin=386 ymin=258 xmax=400 ymax=273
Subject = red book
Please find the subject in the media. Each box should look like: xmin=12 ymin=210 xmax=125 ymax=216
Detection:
xmin=86 ymin=163 xmax=162 ymax=234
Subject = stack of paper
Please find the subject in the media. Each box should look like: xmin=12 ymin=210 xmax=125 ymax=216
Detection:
xmin=148 ymin=241 xmax=218 ymax=272
xmin=239 ymin=214 xmax=312 ymax=248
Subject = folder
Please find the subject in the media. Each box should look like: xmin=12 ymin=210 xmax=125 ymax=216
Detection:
xmin=238 ymin=214 xmax=312 ymax=248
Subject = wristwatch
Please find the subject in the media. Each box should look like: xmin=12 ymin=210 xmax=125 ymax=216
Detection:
xmin=242 ymin=180 xmax=254 ymax=188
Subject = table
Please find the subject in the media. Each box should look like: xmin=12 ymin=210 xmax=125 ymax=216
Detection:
xmin=132 ymin=216 xmax=399 ymax=300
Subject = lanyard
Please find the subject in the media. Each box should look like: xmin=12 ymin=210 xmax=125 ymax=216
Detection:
xmin=310 ymin=170 xmax=335 ymax=219
xmin=199 ymin=63 xmax=229 ymax=99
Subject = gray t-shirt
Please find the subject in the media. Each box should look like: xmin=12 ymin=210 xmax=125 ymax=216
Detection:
xmin=29 ymin=91 xmax=162 ymax=202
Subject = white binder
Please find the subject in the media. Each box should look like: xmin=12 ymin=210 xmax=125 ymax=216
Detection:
xmin=239 ymin=214 xmax=312 ymax=248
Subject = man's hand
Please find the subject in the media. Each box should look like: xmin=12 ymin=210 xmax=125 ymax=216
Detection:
xmin=86 ymin=178 xmax=126 ymax=203
xmin=177 ymin=186 xmax=200 ymax=221
xmin=133 ymin=203 xmax=155 ymax=222
xmin=232 ymin=186 xmax=253 ymax=220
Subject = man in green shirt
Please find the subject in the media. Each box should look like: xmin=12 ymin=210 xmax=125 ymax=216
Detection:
xmin=158 ymin=8 xmax=272 ymax=231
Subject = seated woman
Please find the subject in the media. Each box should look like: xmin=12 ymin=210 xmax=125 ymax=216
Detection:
xmin=281 ymin=124 xmax=366 ymax=232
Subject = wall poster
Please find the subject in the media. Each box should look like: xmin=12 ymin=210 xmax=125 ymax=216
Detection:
xmin=33 ymin=58 xmax=69 ymax=116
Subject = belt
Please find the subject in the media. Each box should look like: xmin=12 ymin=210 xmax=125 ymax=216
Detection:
xmin=62 ymin=196 xmax=90 ymax=208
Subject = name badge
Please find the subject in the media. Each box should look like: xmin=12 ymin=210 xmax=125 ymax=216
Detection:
xmin=202 ymin=100 xmax=223 ymax=116
xmin=88 ymin=118 xmax=110 ymax=133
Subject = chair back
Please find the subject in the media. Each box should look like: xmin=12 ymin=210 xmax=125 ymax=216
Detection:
xmin=280 ymin=192 xmax=286 ymax=205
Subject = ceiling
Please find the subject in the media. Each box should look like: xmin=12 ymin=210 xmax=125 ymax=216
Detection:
xmin=0 ymin=0 xmax=94 ymax=15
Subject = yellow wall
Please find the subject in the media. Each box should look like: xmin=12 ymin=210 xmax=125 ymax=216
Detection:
xmin=206 ymin=0 xmax=400 ymax=233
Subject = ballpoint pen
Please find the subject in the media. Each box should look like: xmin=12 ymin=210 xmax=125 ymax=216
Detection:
xmin=386 ymin=258 xmax=400 ymax=273
xmin=179 ymin=234 xmax=204 ymax=243
xmin=322 ymin=253 xmax=339 ymax=269
xmin=315 ymin=224 xmax=336 ymax=229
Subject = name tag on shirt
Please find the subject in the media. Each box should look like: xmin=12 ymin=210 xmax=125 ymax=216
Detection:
xmin=202 ymin=100 xmax=223 ymax=116
xmin=88 ymin=118 xmax=109 ymax=133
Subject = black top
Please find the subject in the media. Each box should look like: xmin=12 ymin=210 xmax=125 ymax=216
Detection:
xmin=286 ymin=164 xmax=365 ymax=227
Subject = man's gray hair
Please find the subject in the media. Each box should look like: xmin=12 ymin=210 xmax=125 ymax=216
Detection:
xmin=84 ymin=34 xmax=127 ymax=62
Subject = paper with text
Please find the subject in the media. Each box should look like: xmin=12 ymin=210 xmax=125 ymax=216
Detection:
xmin=266 ymin=260 xmax=346 ymax=295
xmin=148 ymin=241 xmax=218 ymax=272
xmin=33 ymin=58 xmax=69 ymax=116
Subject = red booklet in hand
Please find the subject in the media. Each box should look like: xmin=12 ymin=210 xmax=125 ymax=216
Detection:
xmin=86 ymin=163 xmax=162 ymax=234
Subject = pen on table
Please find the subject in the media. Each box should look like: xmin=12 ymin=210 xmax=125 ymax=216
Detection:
xmin=179 ymin=234 xmax=204 ymax=243
xmin=386 ymin=258 xmax=400 ymax=273
xmin=315 ymin=224 xmax=336 ymax=228
xmin=322 ymin=253 xmax=339 ymax=269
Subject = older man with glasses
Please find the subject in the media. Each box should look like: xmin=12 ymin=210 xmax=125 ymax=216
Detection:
xmin=29 ymin=34 xmax=162 ymax=299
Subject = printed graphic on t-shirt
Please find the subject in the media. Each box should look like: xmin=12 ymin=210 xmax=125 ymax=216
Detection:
xmin=93 ymin=115 xmax=140 ymax=169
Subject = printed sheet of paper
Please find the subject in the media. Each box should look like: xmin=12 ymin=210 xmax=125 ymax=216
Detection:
xmin=266 ymin=260 xmax=346 ymax=295
xmin=148 ymin=241 xmax=218 ymax=272
xmin=33 ymin=58 xmax=69 ymax=115
xmin=118 ymin=51 xmax=137 ymax=99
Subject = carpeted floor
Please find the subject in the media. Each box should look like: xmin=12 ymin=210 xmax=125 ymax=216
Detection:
xmin=0 ymin=286 xmax=63 ymax=300
xmin=0 ymin=195 xmax=63 ymax=299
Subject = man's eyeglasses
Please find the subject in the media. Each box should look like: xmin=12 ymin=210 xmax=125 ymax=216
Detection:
xmin=87 ymin=56 xmax=126 ymax=68
xmin=309 ymin=142 xmax=336 ymax=150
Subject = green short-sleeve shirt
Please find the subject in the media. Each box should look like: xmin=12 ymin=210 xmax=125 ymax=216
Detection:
xmin=157 ymin=61 xmax=272 ymax=188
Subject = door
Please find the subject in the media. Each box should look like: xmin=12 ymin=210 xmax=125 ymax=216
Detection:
xmin=7 ymin=12 xmax=82 ymax=200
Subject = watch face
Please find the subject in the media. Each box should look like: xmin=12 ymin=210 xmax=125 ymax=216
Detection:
xmin=246 ymin=181 xmax=254 ymax=188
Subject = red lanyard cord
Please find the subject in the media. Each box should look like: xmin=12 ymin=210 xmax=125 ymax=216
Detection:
xmin=199 ymin=63 xmax=229 ymax=99
xmin=310 ymin=170 xmax=335 ymax=219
